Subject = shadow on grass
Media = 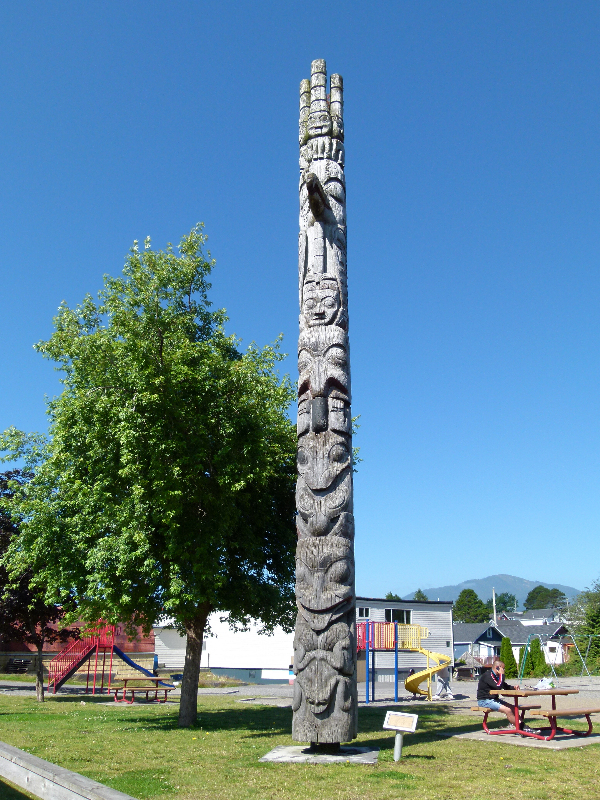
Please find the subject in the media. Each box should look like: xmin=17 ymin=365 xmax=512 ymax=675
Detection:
xmin=1 ymin=694 xmax=483 ymax=746
xmin=47 ymin=698 xmax=296 ymax=737
xmin=0 ymin=778 xmax=34 ymax=799
xmin=356 ymin=704 xmax=487 ymax=751
xmin=358 ymin=703 xmax=454 ymax=731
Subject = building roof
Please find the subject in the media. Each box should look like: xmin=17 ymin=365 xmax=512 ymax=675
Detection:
xmin=494 ymin=622 xmax=567 ymax=643
xmin=520 ymin=607 xmax=562 ymax=620
xmin=356 ymin=596 xmax=452 ymax=606
xmin=452 ymin=623 xmax=490 ymax=643
xmin=453 ymin=621 xmax=568 ymax=646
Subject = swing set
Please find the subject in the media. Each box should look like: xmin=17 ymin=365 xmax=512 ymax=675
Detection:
xmin=517 ymin=631 xmax=600 ymax=681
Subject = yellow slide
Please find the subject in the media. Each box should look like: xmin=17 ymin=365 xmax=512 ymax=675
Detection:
xmin=404 ymin=648 xmax=452 ymax=700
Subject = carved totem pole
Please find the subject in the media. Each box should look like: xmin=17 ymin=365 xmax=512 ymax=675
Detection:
xmin=292 ymin=59 xmax=357 ymax=746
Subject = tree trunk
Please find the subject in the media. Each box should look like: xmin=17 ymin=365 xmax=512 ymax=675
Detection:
xmin=178 ymin=604 xmax=211 ymax=728
xmin=36 ymin=644 xmax=45 ymax=702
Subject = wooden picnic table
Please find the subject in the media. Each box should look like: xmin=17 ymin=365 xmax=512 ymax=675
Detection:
xmin=112 ymin=677 xmax=174 ymax=704
xmin=488 ymin=688 xmax=599 ymax=741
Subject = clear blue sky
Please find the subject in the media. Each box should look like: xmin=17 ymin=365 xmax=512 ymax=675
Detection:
xmin=1 ymin=2 xmax=598 ymax=598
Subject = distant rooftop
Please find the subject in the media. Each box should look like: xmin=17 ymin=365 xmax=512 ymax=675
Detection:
xmin=356 ymin=596 xmax=452 ymax=606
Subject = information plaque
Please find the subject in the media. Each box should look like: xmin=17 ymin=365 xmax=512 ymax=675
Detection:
xmin=383 ymin=711 xmax=418 ymax=733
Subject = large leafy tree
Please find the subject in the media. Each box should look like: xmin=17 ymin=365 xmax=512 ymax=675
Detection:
xmin=453 ymin=589 xmax=489 ymax=624
xmin=413 ymin=589 xmax=429 ymax=602
xmin=575 ymin=579 xmax=600 ymax=661
xmin=524 ymin=586 xmax=567 ymax=610
xmin=0 ymin=226 xmax=297 ymax=726
xmin=0 ymin=470 xmax=78 ymax=701
xmin=486 ymin=592 xmax=517 ymax=615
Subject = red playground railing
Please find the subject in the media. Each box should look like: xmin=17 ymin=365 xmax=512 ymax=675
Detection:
xmin=356 ymin=622 xmax=428 ymax=651
xmin=83 ymin=622 xmax=115 ymax=648
xmin=47 ymin=623 xmax=116 ymax=694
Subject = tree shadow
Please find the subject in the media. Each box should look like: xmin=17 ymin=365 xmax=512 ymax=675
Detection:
xmin=53 ymin=702 xmax=296 ymax=736
xmin=355 ymin=704 xmax=485 ymax=751
xmin=1 ymin=694 xmax=482 ymax=744
xmin=358 ymin=703 xmax=454 ymax=733
xmin=0 ymin=778 xmax=34 ymax=799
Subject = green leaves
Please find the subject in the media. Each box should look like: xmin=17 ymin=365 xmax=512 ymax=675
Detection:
xmin=499 ymin=637 xmax=519 ymax=678
xmin=453 ymin=589 xmax=489 ymax=623
xmin=524 ymin=586 xmax=567 ymax=611
xmin=1 ymin=226 xmax=297 ymax=636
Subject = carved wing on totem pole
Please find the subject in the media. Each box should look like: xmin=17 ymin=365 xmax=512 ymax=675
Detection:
xmin=293 ymin=59 xmax=357 ymax=746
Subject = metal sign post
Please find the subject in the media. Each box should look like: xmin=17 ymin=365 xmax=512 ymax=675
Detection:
xmin=383 ymin=711 xmax=418 ymax=761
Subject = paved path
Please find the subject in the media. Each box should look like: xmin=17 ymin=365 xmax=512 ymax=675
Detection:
xmin=356 ymin=675 xmax=600 ymax=709
xmin=4 ymin=675 xmax=600 ymax=709
xmin=0 ymin=680 xmax=88 ymax=696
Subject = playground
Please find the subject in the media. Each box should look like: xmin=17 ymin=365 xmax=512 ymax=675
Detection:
xmin=1 ymin=682 xmax=600 ymax=800
xmin=357 ymin=621 xmax=451 ymax=702
xmin=3 ymin=621 xmax=600 ymax=799
xmin=46 ymin=624 xmax=172 ymax=697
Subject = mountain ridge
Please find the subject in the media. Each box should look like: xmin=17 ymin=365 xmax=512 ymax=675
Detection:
xmin=403 ymin=574 xmax=580 ymax=607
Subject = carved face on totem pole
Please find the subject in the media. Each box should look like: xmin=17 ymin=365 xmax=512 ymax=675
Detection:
xmin=293 ymin=619 xmax=355 ymax=723
xmin=293 ymin=59 xmax=357 ymax=746
xmin=302 ymin=275 xmax=340 ymax=326
xmin=298 ymin=327 xmax=350 ymax=400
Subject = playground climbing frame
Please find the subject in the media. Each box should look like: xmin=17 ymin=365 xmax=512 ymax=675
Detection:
xmin=357 ymin=621 xmax=451 ymax=702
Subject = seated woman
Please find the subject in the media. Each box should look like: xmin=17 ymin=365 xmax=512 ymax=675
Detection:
xmin=477 ymin=658 xmax=517 ymax=728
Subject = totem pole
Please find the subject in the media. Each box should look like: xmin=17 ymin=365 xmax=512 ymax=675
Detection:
xmin=292 ymin=59 xmax=357 ymax=747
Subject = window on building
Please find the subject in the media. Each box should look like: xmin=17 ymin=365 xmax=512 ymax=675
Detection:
xmin=358 ymin=607 xmax=369 ymax=618
xmin=384 ymin=609 xmax=411 ymax=624
xmin=486 ymin=628 xmax=493 ymax=638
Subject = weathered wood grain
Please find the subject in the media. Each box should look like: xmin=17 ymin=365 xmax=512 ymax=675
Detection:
xmin=293 ymin=59 xmax=357 ymax=745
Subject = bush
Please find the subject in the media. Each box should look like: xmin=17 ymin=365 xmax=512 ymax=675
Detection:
xmin=519 ymin=644 xmax=535 ymax=677
xmin=555 ymin=647 xmax=600 ymax=677
xmin=499 ymin=637 xmax=519 ymax=678
xmin=529 ymin=638 xmax=548 ymax=677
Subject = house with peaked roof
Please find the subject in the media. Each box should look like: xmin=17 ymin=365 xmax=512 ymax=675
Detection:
xmin=496 ymin=607 xmax=567 ymax=626
xmin=519 ymin=607 xmax=567 ymax=626
xmin=453 ymin=620 xmax=569 ymax=672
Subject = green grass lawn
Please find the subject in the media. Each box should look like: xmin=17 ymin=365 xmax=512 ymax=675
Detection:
xmin=0 ymin=693 xmax=599 ymax=800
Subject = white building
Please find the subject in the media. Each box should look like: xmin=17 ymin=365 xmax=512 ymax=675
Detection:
xmin=453 ymin=621 xmax=569 ymax=671
xmin=153 ymin=595 xmax=454 ymax=684
xmin=356 ymin=596 xmax=454 ymax=683
xmin=153 ymin=614 xmax=294 ymax=684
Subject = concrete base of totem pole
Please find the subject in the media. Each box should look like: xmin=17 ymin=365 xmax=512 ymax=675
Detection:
xmin=259 ymin=744 xmax=379 ymax=764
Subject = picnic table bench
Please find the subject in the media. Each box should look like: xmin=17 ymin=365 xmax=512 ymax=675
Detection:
xmin=471 ymin=704 xmax=541 ymax=735
xmin=485 ymin=687 xmax=597 ymax=741
xmin=112 ymin=677 xmax=175 ymax=704
xmin=530 ymin=706 xmax=600 ymax=738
